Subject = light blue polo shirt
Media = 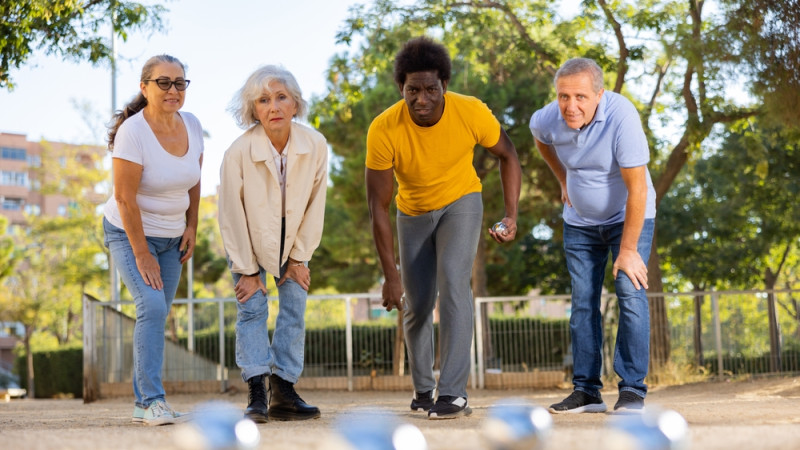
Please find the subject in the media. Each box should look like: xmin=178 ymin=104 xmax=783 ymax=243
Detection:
xmin=529 ymin=91 xmax=656 ymax=227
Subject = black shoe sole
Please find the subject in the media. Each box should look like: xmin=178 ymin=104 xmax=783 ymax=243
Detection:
xmin=428 ymin=406 xmax=472 ymax=420
xmin=244 ymin=411 xmax=269 ymax=423
xmin=268 ymin=410 xmax=321 ymax=421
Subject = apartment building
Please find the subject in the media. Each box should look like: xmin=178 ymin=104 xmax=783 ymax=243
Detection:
xmin=0 ymin=132 xmax=106 ymax=229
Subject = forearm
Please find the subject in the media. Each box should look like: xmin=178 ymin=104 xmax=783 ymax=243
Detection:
xmin=370 ymin=209 xmax=400 ymax=282
xmin=498 ymin=156 xmax=521 ymax=220
xmin=116 ymin=199 xmax=150 ymax=258
xmin=535 ymin=139 xmax=566 ymax=185
xmin=621 ymin=191 xmax=646 ymax=252
xmin=185 ymin=180 xmax=201 ymax=231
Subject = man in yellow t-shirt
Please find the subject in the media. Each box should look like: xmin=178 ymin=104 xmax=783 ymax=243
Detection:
xmin=366 ymin=36 xmax=522 ymax=420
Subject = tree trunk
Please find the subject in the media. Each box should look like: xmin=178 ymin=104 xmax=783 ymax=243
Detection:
xmin=25 ymin=324 xmax=34 ymax=399
xmin=764 ymin=269 xmax=782 ymax=372
xmin=693 ymin=293 xmax=704 ymax=368
xmin=647 ymin=228 xmax=670 ymax=370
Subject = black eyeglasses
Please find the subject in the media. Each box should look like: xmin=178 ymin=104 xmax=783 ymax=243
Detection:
xmin=144 ymin=78 xmax=191 ymax=91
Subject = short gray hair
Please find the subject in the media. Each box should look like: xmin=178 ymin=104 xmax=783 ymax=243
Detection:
xmin=229 ymin=65 xmax=308 ymax=129
xmin=554 ymin=58 xmax=604 ymax=93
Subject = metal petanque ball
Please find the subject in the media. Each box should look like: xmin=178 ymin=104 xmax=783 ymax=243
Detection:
xmin=333 ymin=409 xmax=428 ymax=450
xmin=492 ymin=222 xmax=508 ymax=234
xmin=604 ymin=408 xmax=689 ymax=450
xmin=174 ymin=401 xmax=260 ymax=450
xmin=482 ymin=399 xmax=553 ymax=450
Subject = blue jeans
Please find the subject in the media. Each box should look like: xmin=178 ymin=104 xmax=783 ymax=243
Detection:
xmin=563 ymin=218 xmax=655 ymax=398
xmin=103 ymin=217 xmax=183 ymax=408
xmin=397 ymin=192 xmax=483 ymax=398
xmin=233 ymin=261 xmax=308 ymax=384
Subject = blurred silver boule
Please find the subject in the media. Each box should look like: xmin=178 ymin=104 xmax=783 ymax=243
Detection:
xmin=492 ymin=222 xmax=508 ymax=234
xmin=174 ymin=401 xmax=260 ymax=450
xmin=482 ymin=399 xmax=552 ymax=450
xmin=604 ymin=408 xmax=689 ymax=450
xmin=333 ymin=409 xmax=427 ymax=450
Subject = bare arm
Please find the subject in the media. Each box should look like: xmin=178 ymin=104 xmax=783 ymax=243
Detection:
xmin=366 ymin=167 xmax=403 ymax=311
xmin=612 ymin=165 xmax=649 ymax=290
xmin=486 ymin=129 xmax=522 ymax=243
xmin=180 ymin=154 xmax=202 ymax=264
xmin=534 ymin=138 xmax=571 ymax=207
xmin=113 ymin=158 xmax=164 ymax=290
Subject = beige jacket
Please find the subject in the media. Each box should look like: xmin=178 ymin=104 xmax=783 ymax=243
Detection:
xmin=218 ymin=122 xmax=328 ymax=277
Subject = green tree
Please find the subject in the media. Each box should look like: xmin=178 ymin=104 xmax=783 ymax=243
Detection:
xmin=0 ymin=0 xmax=167 ymax=89
xmin=659 ymin=122 xmax=800 ymax=369
xmin=0 ymin=216 xmax=15 ymax=281
xmin=313 ymin=0 xmax=800 ymax=368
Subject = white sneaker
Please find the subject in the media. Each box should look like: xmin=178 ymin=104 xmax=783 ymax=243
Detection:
xmin=132 ymin=405 xmax=145 ymax=423
xmin=143 ymin=400 xmax=178 ymax=426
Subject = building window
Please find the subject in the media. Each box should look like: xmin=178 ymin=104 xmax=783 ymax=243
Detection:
xmin=24 ymin=204 xmax=41 ymax=216
xmin=1 ymin=147 xmax=26 ymax=160
xmin=2 ymin=198 xmax=24 ymax=211
xmin=1 ymin=170 xmax=29 ymax=187
xmin=27 ymin=154 xmax=41 ymax=167
xmin=57 ymin=205 xmax=67 ymax=216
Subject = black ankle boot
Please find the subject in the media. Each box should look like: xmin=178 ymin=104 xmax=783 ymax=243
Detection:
xmin=244 ymin=374 xmax=268 ymax=423
xmin=268 ymin=374 xmax=321 ymax=420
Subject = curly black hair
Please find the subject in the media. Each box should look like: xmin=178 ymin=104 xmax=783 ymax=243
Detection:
xmin=393 ymin=36 xmax=452 ymax=86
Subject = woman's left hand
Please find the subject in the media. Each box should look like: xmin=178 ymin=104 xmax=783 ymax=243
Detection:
xmin=179 ymin=226 xmax=197 ymax=264
xmin=278 ymin=261 xmax=310 ymax=291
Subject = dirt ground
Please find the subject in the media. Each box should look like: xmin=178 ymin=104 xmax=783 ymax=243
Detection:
xmin=1 ymin=376 xmax=799 ymax=450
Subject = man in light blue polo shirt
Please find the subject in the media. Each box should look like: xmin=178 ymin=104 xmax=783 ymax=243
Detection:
xmin=529 ymin=57 xmax=656 ymax=415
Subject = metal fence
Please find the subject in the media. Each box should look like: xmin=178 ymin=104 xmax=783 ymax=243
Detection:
xmin=83 ymin=289 xmax=800 ymax=399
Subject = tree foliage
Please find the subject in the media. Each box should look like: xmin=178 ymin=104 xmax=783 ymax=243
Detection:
xmin=0 ymin=0 xmax=168 ymax=89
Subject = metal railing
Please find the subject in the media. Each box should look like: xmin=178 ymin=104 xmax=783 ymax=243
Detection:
xmin=83 ymin=289 xmax=800 ymax=400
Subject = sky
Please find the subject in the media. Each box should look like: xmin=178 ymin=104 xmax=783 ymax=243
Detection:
xmin=0 ymin=0 xmax=371 ymax=196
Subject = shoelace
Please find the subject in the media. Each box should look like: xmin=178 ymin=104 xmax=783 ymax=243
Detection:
xmin=149 ymin=401 xmax=171 ymax=418
xmin=249 ymin=381 xmax=267 ymax=405
xmin=273 ymin=378 xmax=302 ymax=402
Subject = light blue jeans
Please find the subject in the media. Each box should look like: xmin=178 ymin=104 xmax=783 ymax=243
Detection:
xmin=232 ymin=261 xmax=308 ymax=384
xmin=103 ymin=217 xmax=183 ymax=409
xmin=563 ymin=218 xmax=655 ymax=399
xmin=397 ymin=192 xmax=483 ymax=399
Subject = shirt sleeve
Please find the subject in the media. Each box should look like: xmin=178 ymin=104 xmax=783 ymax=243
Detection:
xmin=472 ymin=98 xmax=502 ymax=148
xmin=112 ymin=118 xmax=145 ymax=165
xmin=613 ymin=100 xmax=650 ymax=168
xmin=365 ymin=116 xmax=394 ymax=171
xmin=529 ymin=108 xmax=553 ymax=145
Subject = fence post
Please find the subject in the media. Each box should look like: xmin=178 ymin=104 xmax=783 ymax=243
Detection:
xmin=474 ymin=297 xmax=485 ymax=389
xmin=345 ymin=297 xmax=354 ymax=392
xmin=711 ymin=293 xmax=724 ymax=378
xmin=82 ymin=293 xmax=99 ymax=403
xmin=188 ymin=256 xmax=194 ymax=353
xmin=218 ymin=299 xmax=227 ymax=393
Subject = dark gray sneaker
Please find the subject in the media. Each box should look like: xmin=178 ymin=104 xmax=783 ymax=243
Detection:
xmin=428 ymin=395 xmax=472 ymax=420
xmin=613 ymin=391 xmax=645 ymax=414
xmin=410 ymin=390 xmax=435 ymax=412
xmin=548 ymin=390 xmax=607 ymax=414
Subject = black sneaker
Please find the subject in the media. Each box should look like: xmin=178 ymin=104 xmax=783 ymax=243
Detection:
xmin=410 ymin=390 xmax=435 ymax=412
xmin=548 ymin=390 xmax=607 ymax=414
xmin=428 ymin=395 xmax=472 ymax=420
xmin=613 ymin=391 xmax=645 ymax=414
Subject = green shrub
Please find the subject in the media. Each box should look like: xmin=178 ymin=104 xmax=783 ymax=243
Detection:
xmin=15 ymin=347 xmax=83 ymax=398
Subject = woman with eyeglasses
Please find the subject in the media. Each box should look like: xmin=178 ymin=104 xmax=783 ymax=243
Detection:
xmin=102 ymin=54 xmax=203 ymax=426
xmin=218 ymin=65 xmax=327 ymax=423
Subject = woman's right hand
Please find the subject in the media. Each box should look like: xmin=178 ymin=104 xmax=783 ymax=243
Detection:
xmin=135 ymin=253 xmax=163 ymax=290
xmin=235 ymin=274 xmax=267 ymax=303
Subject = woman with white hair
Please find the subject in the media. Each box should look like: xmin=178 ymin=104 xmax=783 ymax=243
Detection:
xmin=218 ymin=65 xmax=327 ymax=422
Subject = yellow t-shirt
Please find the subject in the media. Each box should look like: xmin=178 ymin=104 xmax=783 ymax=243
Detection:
xmin=366 ymin=91 xmax=501 ymax=216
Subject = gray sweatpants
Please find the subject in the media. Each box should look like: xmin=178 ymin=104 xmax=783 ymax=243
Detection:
xmin=397 ymin=192 xmax=482 ymax=398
